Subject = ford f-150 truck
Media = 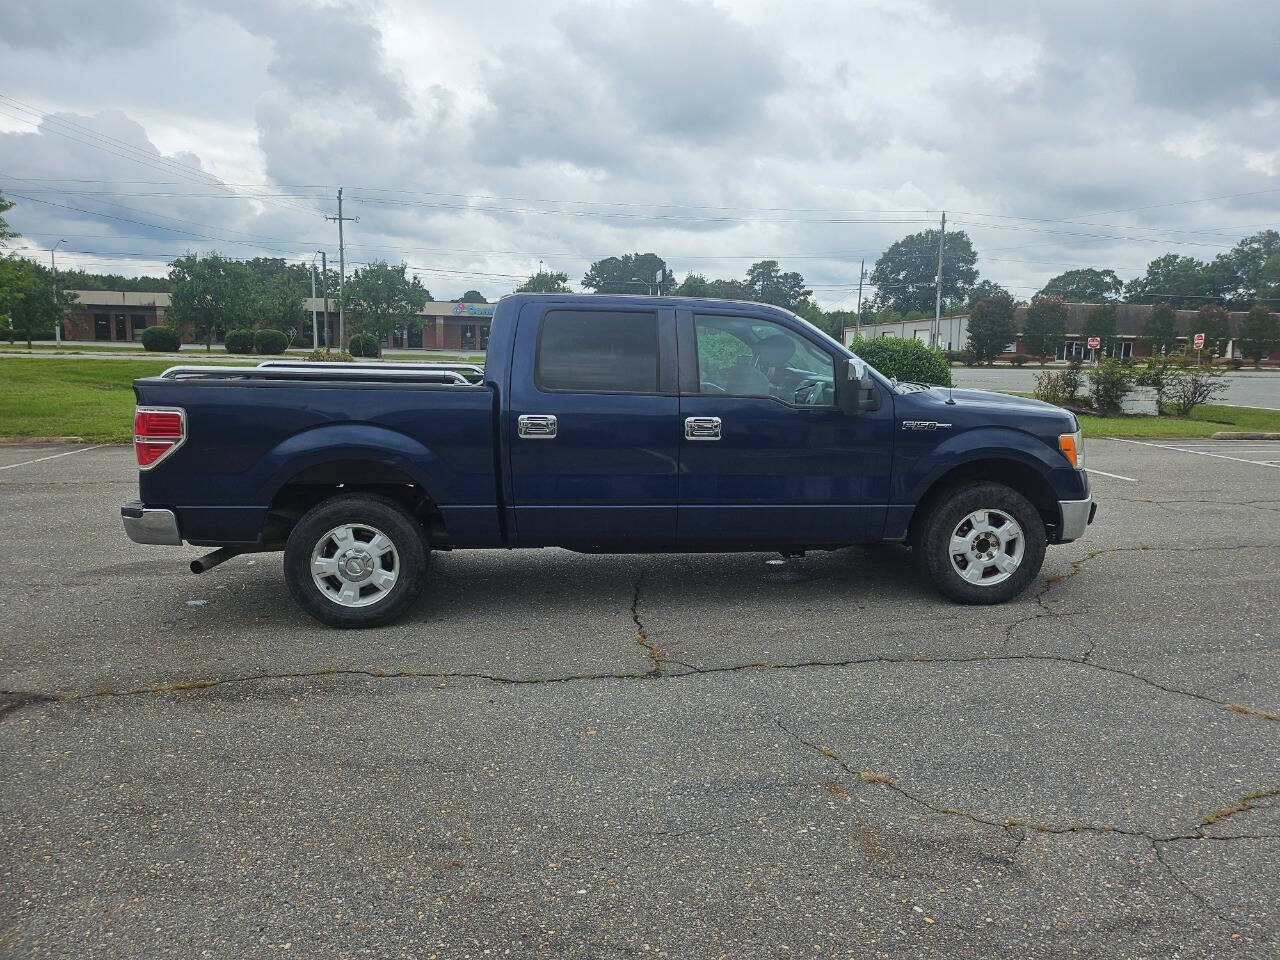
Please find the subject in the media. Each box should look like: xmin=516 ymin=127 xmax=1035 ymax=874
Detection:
xmin=123 ymin=293 xmax=1095 ymax=627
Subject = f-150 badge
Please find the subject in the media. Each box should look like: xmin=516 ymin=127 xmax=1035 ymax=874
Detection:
xmin=902 ymin=421 xmax=952 ymax=431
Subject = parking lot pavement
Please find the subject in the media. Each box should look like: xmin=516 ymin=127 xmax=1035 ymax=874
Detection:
xmin=951 ymin=366 xmax=1280 ymax=409
xmin=1 ymin=443 xmax=1277 ymax=958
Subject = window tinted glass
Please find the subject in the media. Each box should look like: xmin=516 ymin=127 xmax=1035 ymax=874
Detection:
xmin=694 ymin=315 xmax=835 ymax=406
xmin=537 ymin=310 xmax=660 ymax=393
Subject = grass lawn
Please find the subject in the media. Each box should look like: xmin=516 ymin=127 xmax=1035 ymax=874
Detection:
xmin=1076 ymin=403 xmax=1280 ymax=438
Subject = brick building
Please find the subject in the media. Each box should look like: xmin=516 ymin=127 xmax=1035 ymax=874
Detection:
xmin=845 ymin=302 xmax=1280 ymax=365
xmin=60 ymin=292 xmax=493 ymax=351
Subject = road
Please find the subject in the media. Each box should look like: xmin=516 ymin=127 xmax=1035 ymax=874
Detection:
xmin=951 ymin=365 xmax=1280 ymax=409
xmin=2 ymin=442 xmax=1277 ymax=958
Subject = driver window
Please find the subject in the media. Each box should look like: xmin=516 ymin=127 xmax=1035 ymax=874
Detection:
xmin=693 ymin=315 xmax=835 ymax=407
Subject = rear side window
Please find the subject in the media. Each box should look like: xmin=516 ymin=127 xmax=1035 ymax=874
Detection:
xmin=536 ymin=310 xmax=660 ymax=393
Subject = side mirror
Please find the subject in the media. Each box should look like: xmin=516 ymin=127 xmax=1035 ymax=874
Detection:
xmin=837 ymin=357 xmax=876 ymax=414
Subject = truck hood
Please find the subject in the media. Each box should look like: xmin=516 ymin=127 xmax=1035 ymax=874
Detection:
xmin=925 ymin=387 xmax=1060 ymax=413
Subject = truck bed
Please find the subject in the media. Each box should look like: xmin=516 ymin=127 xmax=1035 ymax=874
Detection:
xmin=133 ymin=369 xmax=500 ymax=547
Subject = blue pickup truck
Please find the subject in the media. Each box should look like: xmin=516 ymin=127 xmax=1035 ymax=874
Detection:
xmin=123 ymin=293 xmax=1095 ymax=627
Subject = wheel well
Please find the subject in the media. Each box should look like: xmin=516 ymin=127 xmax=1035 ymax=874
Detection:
xmin=265 ymin=461 xmax=448 ymax=546
xmin=906 ymin=458 xmax=1058 ymax=544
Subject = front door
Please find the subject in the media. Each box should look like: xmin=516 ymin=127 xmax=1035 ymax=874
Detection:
xmin=114 ymin=314 xmax=128 ymax=340
xmin=676 ymin=308 xmax=894 ymax=548
xmin=507 ymin=303 xmax=679 ymax=548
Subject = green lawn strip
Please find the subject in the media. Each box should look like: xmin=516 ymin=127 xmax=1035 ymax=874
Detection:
xmin=1076 ymin=404 xmax=1280 ymax=438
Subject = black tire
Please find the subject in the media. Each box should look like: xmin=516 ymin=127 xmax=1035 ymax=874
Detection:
xmin=284 ymin=494 xmax=428 ymax=628
xmin=912 ymin=481 xmax=1046 ymax=605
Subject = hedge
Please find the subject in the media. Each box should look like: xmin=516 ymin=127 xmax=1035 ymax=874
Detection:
xmin=253 ymin=329 xmax=288 ymax=354
xmin=348 ymin=332 xmax=381 ymax=357
xmin=224 ymin=328 xmax=255 ymax=354
xmin=848 ymin=335 xmax=951 ymax=386
xmin=141 ymin=325 xmax=181 ymax=352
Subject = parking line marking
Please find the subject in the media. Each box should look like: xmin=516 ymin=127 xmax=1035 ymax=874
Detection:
xmin=1104 ymin=437 xmax=1280 ymax=468
xmin=1087 ymin=469 xmax=1138 ymax=482
xmin=0 ymin=444 xmax=105 ymax=472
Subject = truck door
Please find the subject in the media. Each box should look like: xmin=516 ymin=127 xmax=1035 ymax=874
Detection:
xmin=507 ymin=303 xmax=679 ymax=548
xmin=675 ymin=307 xmax=894 ymax=547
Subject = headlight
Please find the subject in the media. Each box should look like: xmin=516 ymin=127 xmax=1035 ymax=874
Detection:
xmin=1058 ymin=430 xmax=1084 ymax=470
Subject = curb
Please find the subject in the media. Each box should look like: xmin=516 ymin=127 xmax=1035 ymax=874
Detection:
xmin=1210 ymin=432 xmax=1280 ymax=440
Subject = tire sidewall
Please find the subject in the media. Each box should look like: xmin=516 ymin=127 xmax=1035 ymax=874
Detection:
xmin=917 ymin=482 xmax=1046 ymax=604
xmin=284 ymin=494 xmax=428 ymax=628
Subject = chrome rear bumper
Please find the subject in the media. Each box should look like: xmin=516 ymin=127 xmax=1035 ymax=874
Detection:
xmin=121 ymin=500 xmax=182 ymax=545
xmin=1057 ymin=497 xmax=1096 ymax=543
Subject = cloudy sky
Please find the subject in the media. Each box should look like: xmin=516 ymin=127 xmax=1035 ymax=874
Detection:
xmin=2 ymin=0 xmax=1278 ymax=307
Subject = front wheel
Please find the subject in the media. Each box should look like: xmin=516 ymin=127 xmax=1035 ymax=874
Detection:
xmin=913 ymin=482 xmax=1046 ymax=604
xmin=284 ymin=494 xmax=428 ymax=628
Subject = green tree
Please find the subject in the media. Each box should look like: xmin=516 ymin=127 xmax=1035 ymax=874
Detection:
xmin=581 ymin=253 xmax=667 ymax=294
xmin=456 ymin=289 xmax=487 ymax=303
xmin=1239 ymin=305 xmax=1279 ymax=367
xmin=965 ymin=292 xmax=1016 ymax=365
xmin=1143 ymin=302 xmax=1180 ymax=354
xmin=344 ymin=261 xmax=430 ymax=346
xmin=1216 ymin=230 xmax=1280 ymax=304
xmin=745 ymin=260 xmax=813 ymax=310
xmin=254 ymin=274 xmax=306 ymax=343
xmin=1082 ymin=303 xmax=1118 ymax=354
xmin=1125 ymin=254 xmax=1213 ymax=307
xmin=515 ymin=270 xmax=572 ymax=293
xmin=0 ymin=191 xmax=16 ymax=249
xmin=1 ymin=259 xmax=71 ymax=349
xmin=966 ymin=280 xmax=1010 ymax=307
xmin=870 ymin=228 xmax=979 ymax=315
xmin=1038 ymin=268 xmax=1123 ymax=303
xmin=167 ymin=253 xmax=255 ymax=351
xmin=1193 ymin=304 xmax=1231 ymax=356
xmin=1022 ymin=297 xmax=1068 ymax=362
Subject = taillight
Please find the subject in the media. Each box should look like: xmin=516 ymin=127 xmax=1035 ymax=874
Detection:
xmin=134 ymin=406 xmax=186 ymax=469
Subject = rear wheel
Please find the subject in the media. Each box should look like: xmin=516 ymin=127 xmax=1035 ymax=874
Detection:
xmin=284 ymin=494 xmax=427 ymax=628
xmin=913 ymin=482 xmax=1046 ymax=604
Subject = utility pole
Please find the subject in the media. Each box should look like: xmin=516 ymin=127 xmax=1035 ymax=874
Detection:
xmin=932 ymin=211 xmax=946 ymax=348
xmin=855 ymin=258 xmax=865 ymax=332
xmin=320 ymin=251 xmax=330 ymax=349
xmin=51 ymin=239 xmax=66 ymax=346
xmin=309 ymin=257 xmax=319 ymax=350
xmin=325 ymin=188 xmax=357 ymax=349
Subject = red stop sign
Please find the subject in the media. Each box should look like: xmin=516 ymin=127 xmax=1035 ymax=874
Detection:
xmin=1193 ymin=332 xmax=1205 ymax=349
xmin=1087 ymin=337 xmax=1101 ymax=349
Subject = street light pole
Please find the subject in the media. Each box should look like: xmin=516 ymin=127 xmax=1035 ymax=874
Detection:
xmin=319 ymin=251 xmax=330 ymax=350
xmin=52 ymin=239 xmax=67 ymax=346
xmin=309 ymin=253 xmax=320 ymax=350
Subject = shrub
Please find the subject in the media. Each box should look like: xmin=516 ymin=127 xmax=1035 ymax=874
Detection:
xmin=254 ymin=328 xmax=288 ymax=354
xmin=1167 ymin=362 xmax=1226 ymax=416
xmin=1034 ymin=369 xmax=1080 ymax=408
xmin=303 ymin=349 xmax=354 ymax=362
xmin=1088 ymin=359 xmax=1134 ymax=416
xmin=1009 ymin=354 xmax=1027 ymax=367
xmin=348 ymin=332 xmax=382 ymax=358
xmin=141 ymin=325 xmax=181 ymax=352
xmin=224 ymin=328 xmax=255 ymax=354
xmin=848 ymin=335 xmax=951 ymax=386
xmin=1134 ymin=357 xmax=1176 ymax=414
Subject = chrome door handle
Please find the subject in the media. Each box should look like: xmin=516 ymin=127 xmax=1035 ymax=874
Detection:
xmin=684 ymin=416 xmax=722 ymax=440
xmin=518 ymin=414 xmax=557 ymax=439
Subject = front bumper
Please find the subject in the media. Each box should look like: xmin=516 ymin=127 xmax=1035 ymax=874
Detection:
xmin=121 ymin=500 xmax=182 ymax=545
xmin=1057 ymin=496 xmax=1097 ymax=543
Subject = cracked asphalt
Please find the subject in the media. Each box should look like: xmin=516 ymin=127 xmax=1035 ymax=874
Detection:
xmin=1 ymin=440 xmax=1278 ymax=958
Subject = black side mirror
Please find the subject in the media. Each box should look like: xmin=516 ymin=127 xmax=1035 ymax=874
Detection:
xmin=837 ymin=357 xmax=877 ymax=414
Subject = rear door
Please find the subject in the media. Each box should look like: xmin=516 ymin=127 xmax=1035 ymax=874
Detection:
xmin=507 ymin=302 xmax=680 ymax=548
xmin=676 ymin=307 xmax=894 ymax=547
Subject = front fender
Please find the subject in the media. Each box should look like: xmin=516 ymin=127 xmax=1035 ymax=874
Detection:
xmin=894 ymin=425 xmax=1084 ymax=504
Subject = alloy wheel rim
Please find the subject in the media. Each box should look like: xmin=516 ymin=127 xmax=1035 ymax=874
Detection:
xmin=948 ymin=509 xmax=1025 ymax=587
xmin=310 ymin=523 xmax=399 ymax=608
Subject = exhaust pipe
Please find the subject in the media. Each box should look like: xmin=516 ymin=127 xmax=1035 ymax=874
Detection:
xmin=190 ymin=547 xmax=241 ymax=574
